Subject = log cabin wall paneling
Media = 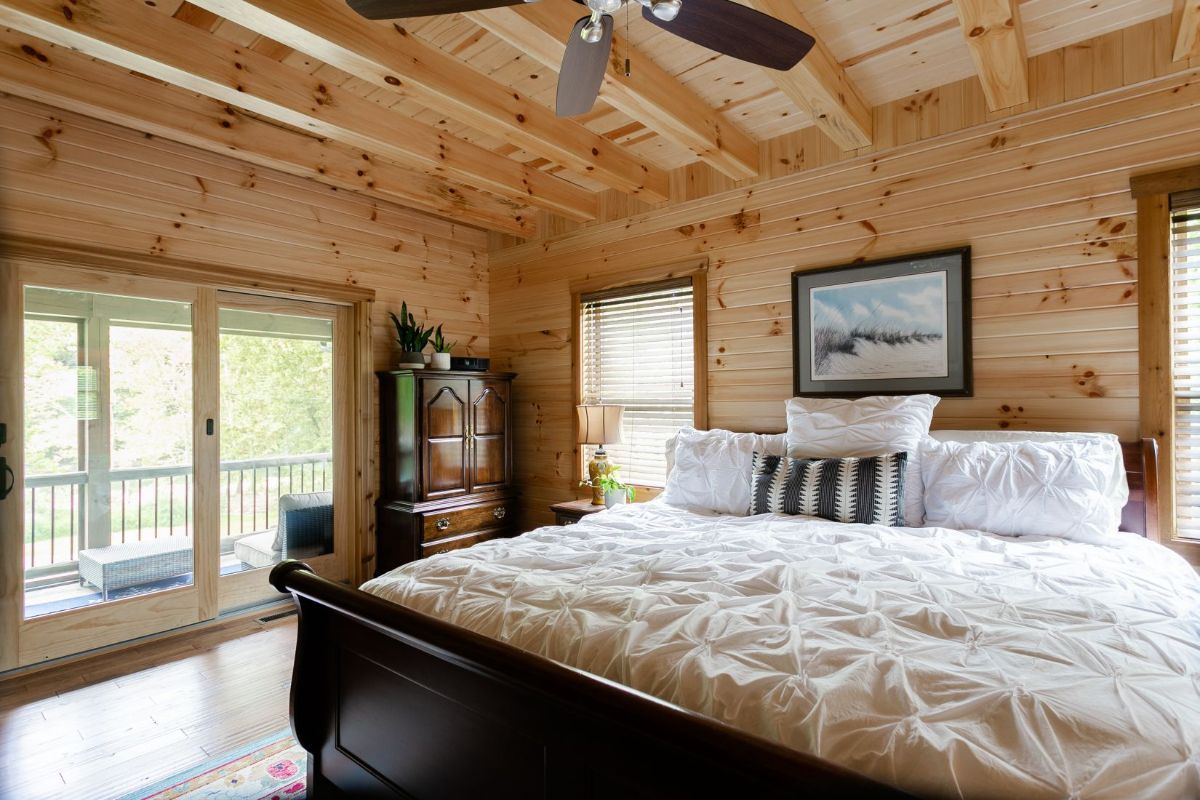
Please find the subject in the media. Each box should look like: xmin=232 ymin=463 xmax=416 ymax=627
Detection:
xmin=489 ymin=18 xmax=1200 ymax=530
xmin=0 ymin=91 xmax=491 ymax=571
xmin=0 ymin=94 xmax=491 ymax=349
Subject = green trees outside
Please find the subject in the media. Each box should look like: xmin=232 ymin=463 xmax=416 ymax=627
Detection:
xmin=219 ymin=332 xmax=333 ymax=462
xmin=24 ymin=318 xmax=79 ymax=476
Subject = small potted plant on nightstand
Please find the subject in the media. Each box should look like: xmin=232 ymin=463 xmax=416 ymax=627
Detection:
xmin=430 ymin=325 xmax=455 ymax=370
xmin=389 ymin=302 xmax=433 ymax=369
xmin=593 ymin=470 xmax=635 ymax=509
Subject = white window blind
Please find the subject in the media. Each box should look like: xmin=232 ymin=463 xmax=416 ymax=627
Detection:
xmin=1171 ymin=189 xmax=1200 ymax=539
xmin=580 ymin=279 xmax=695 ymax=487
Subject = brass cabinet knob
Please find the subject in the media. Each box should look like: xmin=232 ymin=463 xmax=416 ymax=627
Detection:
xmin=435 ymin=517 xmax=450 ymax=531
xmin=493 ymin=507 xmax=507 ymax=520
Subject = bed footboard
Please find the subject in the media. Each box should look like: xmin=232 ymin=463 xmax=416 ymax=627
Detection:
xmin=270 ymin=561 xmax=910 ymax=799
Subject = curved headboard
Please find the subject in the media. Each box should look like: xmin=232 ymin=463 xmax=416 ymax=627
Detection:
xmin=1121 ymin=438 xmax=1160 ymax=541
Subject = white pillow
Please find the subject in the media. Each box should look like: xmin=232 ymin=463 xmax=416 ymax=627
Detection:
xmin=928 ymin=429 xmax=1128 ymax=514
xmin=661 ymin=427 xmax=787 ymax=516
xmin=786 ymin=395 xmax=939 ymax=527
xmin=919 ymin=438 xmax=1122 ymax=544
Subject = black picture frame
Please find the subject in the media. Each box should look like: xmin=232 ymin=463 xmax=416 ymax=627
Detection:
xmin=791 ymin=247 xmax=972 ymax=398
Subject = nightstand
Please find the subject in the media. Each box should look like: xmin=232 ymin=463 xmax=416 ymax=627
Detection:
xmin=550 ymin=498 xmax=606 ymax=526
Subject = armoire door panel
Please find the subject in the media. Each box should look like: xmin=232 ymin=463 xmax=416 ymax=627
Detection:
xmin=471 ymin=437 xmax=507 ymax=490
xmin=469 ymin=380 xmax=510 ymax=492
xmin=470 ymin=382 xmax=508 ymax=437
xmin=425 ymin=382 xmax=468 ymax=439
xmin=427 ymin=442 xmax=467 ymax=498
xmin=422 ymin=379 xmax=469 ymax=499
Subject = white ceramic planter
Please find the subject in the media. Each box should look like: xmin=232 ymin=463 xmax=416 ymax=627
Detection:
xmin=604 ymin=489 xmax=628 ymax=509
xmin=430 ymin=352 xmax=452 ymax=370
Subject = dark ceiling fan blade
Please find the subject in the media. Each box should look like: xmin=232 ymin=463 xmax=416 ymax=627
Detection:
xmin=641 ymin=0 xmax=814 ymax=71
xmin=347 ymin=0 xmax=529 ymax=21
xmin=556 ymin=15 xmax=613 ymax=118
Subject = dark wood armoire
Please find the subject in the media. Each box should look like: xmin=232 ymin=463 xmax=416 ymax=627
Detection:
xmin=375 ymin=370 xmax=516 ymax=575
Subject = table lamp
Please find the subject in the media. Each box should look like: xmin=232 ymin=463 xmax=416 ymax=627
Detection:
xmin=577 ymin=404 xmax=625 ymax=505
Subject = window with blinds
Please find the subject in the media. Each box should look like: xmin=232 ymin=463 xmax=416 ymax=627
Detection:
xmin=1171 ymin=189 xmax=1200 ymax=539
xmin=580 ymin=279 xmax=695 ymax=487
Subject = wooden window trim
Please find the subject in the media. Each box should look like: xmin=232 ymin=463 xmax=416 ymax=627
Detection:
xmin=571 ymin=260 xmax=708 ymax=496
xmin=1130 ymin=164 xmax=1200 ymax=199
xmin=1134 ymin=165 xmax=1200 ymax=565
xmin=2 ymin=234 xmax=375 ymax=305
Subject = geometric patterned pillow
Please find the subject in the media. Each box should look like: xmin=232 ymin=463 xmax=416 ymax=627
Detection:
xmin=749 ymin=451 xmax=907 ymax=526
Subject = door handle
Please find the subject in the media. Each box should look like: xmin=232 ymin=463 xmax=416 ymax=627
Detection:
xmin=0 ymin=456 xmax=14 ymax=501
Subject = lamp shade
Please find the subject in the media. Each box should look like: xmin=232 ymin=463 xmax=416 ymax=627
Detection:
xmin=576 ymin=404 xmax=624 ymax=445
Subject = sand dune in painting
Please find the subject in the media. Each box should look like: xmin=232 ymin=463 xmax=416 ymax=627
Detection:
xmin=814 ymin=328 xmax=946 ymax=379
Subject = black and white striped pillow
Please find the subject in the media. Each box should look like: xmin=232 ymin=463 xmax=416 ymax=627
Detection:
xmin=749 ymin=451 xmax=908 ymax=526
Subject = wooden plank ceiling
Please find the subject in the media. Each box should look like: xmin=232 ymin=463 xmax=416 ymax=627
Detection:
xmin=0 ymin=0 xmax=1178 ymax=236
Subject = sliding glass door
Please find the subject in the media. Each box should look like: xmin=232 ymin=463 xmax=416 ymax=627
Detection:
xmin=215 ymin=293 xmax=346 ymax=610
xmin=23 ymin=287 xmax=196 ymax=618
xmin=0 ymin=264 xmax=354 ymax=667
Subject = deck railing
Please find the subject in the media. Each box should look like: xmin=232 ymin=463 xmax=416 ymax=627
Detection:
xmin=24 ymin=453 xmax=332 ymax=574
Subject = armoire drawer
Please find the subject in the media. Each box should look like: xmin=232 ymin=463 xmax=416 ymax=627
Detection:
xmin=422 ymin=500 xmax=512 ymax=542
xmin=421 ymin=528 xmax=506 ymax=557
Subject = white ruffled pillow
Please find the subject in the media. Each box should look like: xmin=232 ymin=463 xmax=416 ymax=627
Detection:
xmin=661 ymin=427 xmax=787 ymax=516
xmin=928 ymin=429 xmax=1128 ymax=514
xmin=920 ymin=438 xmax=1122 ymax=544
xmin=786 ymin=395 xmax=939 ymax=527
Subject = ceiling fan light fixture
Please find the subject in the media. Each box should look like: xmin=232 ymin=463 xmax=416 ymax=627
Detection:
xmin=580 ymin=18 xmax=606 ymax=43
xmin=585 ymin=0 xmax=623 ymax=14
xmin=649 ymin=0 xmax=681 ymax=22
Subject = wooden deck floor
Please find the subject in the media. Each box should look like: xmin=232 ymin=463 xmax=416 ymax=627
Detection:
xmin=0 ymin=612 xmax=297 ymax=800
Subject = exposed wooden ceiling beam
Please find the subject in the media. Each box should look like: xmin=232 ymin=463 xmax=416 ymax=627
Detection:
xmin=1175 ymin=0 xmax=1200 ymax=61
xmin=0 ymin=31 xmax=537 ymax=237
xmin=742 ymin=0 xmax=872 ymax=151
xmin=951 ymin=0 xmax=1029 ymax=110
xmin=471 ymin=4 xmax=758 ymax=181
xmin=187 ymin=0 xmax=669 ymax=202
xmin=0 ymin=0 xmax=597 ymax=221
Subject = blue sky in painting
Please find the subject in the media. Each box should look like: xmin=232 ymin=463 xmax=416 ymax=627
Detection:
xmin=810 ymin=271 xmax=946 ymax=335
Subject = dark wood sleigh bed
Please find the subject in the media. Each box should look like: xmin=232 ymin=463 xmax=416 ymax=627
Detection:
xmin=269 ymin=438 xmax=1159 ymax=800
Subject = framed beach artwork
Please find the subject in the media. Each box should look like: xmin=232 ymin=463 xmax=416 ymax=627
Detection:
xmin=791 ymin=247 xmax=972 ymax=397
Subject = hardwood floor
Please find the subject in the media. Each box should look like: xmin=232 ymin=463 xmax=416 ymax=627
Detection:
xmin=0 ymin=612 xmax=297 ymax=800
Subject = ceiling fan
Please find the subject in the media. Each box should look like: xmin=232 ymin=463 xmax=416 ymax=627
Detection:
xmin=347 ymin=0 xmax=815 ymax=118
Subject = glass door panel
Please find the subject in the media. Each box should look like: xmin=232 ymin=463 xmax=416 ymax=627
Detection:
xmin=23 ymin=287 xmax=194 ymax=618
xmin=218 ymin=304 xmax=334 ymax=584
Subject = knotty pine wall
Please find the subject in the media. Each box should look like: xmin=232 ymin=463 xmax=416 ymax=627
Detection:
xmin=491 ymin=19 xmax=1200 ymax=529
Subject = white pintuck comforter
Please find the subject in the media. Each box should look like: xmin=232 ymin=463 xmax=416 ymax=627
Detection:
xmin=361 ymin=502 xmax=1200 ymax=799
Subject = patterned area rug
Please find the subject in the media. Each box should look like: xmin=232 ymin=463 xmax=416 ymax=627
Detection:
xmin=118 ymin=731 xmax=306 ymax=800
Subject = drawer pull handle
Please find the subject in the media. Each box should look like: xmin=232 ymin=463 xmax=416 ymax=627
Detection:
xmin=493 ymin=507 xmax=507 ymax=520
xmin=435 ymin=517 xmax=451 ymax=531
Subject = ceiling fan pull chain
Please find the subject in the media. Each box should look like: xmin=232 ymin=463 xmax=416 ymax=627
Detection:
xmin=624 ymin=1 xmax=631 ymax=76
